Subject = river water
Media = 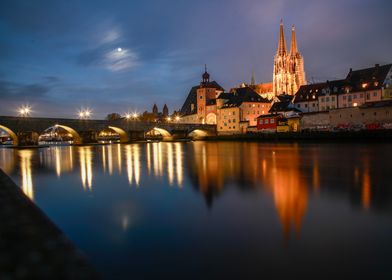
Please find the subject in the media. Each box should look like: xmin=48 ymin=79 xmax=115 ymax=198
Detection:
xmin=0 ymin=142 xmax=391 ymax=279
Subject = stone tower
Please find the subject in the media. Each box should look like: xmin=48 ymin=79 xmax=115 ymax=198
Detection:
xmin=273 ymin=20 xmax=306 ymax=95
xmin=162 ymin=104 xmax=169 ymax=117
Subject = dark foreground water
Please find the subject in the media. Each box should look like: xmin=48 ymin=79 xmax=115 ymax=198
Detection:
xmin=1 ymin=142 xmax=392 ymax=279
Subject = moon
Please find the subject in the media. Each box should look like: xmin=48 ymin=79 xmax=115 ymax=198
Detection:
xmin=117 ymin=47 xmax=122 ymax=52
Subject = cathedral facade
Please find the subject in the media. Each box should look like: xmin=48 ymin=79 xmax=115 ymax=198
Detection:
xmin=273 ymin=20 xmax=306 ymax=95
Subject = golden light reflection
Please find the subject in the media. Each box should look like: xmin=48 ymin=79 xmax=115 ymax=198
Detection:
xmin=125 ymin=145 xmax=140 ymax=186
xmin=117 ymin=144 xmax=122 ymax=174
xmin=167 ymin=143 xmax=174 ymax=185
xmin=146 ymin=143 xmax=151 ymax=174
xmin=19 ymin=150 xmax=34 ymax=200
xmin=102 ymin=145 xmax=106 ymax=172
xmin=362 ymin=167 xmax=371 ymax=210
xmin=108 ymin=144 xmax=113 ymax=175
xmin=188 ymin=143 xmax=308 ymax=238
xmin=55 ymin=147 xmax=61 ymax=177
xmin=79 ymin=147 xmax=93 ymax=190
xmin=0 ymin=149 xmax=15 ymax=174
xmin=175 ymin=143 xmax=183 ymax=187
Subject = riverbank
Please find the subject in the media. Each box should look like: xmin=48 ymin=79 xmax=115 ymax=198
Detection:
xmin=204 ymin=129 xmax=392 ymax=142
xmin=0 ymin=169 xmax=101 ymax=279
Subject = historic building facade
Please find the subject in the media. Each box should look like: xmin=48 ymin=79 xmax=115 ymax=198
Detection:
xmin=273 ymin=21 xmax=306 ymax=96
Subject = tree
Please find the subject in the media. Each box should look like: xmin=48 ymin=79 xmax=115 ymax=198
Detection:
xmin=106 ymin=113 xmax=122 ymax=120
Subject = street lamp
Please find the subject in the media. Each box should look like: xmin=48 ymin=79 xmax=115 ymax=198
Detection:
xmin=132 ymin=113 xmax=138 ymax=119
xmin=78 ymin=108 xmax=92 ymax=119
xmin=175 ymin=116 xmax=180 ymax=122
xmin=167 ymin=117 xmax=172 ymax=122
xmin=18 ymin=105 xmax=31 ymax=117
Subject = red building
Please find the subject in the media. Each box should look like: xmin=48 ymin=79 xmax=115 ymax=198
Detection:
xmin=257 ymin=114 xmax=281 ymax=131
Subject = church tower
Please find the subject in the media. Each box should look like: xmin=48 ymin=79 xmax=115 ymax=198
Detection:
xmin=273 ymin=20 xmax=306 ymax=95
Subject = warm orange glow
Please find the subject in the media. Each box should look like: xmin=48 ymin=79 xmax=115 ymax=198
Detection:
xmin=19 ymin=150 xmax=34 ymax=200
xmin=362 ymin=168 xmax=371 ymax=210
xmin=79 ymin=147 xmax=93 ymax=190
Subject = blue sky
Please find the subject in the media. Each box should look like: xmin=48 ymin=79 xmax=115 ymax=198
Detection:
xmin=0 ymin=0 xmax=391 ymax=118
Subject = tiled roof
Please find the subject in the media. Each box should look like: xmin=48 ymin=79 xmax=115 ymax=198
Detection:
xmin=180 ymin=81 xmax=223 ymax=116
xmin=346 ymin=64 xmax=392 ymax=92
xmin=220 ymin=87 xmax=271 ymax=108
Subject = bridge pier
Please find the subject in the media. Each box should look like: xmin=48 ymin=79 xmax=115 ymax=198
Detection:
xmin=79 ymin=130 xmax=98 ymax=144
xmin=128 ymin=130 xmax=145 ymax=141
xmin=17 ymin=132 xmax=39 ymax=146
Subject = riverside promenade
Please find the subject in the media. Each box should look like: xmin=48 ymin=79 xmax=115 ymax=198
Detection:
xmin=0 ymin=169 xmax=101 ymax=279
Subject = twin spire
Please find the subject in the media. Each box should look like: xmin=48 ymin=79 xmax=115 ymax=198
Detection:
xmin=277 ymin=20 xmax=299 ymax=56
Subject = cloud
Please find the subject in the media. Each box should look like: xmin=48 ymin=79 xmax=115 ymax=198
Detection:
xmin=0 ymin=80 xmax=50 ymax=99
xmin=77 ymin=47 xmax=139 ymax=72
xmin=104 ymin=48 xmax=138 ymax=71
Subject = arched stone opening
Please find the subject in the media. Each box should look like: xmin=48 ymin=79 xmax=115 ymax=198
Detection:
xmin=206 ymin=113 xmax=217 ymax=125
xmin=0 ymin=125 xmax=18 ymax=146
xmin=108 ymin=126 xmax=129 ymax=143
xmin=188 ymin=129 xmax=209 ymax=140
xmin=39 ymin=124 xmax=82 ymax=145
xmin=145 ymin=127 xmax=172 ymax=141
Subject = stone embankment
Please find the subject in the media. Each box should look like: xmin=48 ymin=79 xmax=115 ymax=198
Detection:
xmin=0 ymin=169 xmax=101 ymax=280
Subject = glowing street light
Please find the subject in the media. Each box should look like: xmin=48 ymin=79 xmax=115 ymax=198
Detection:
xmin=18 ymin=105 xmax=31 ymax=117
xmin=78 ymin=108 xmax=92 ymax=119
xmin=132 ymin=113 xmax=138 ymax=119
xmin=125 ymin=113 xmax=132 ymax=120
xmin=167 ymin=117 xmax=172 ymax=122
xmin=175 ymin=116 xmax=180 ymax=122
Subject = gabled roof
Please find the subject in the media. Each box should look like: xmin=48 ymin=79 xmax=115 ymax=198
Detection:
xmin=269 ymin=95 xmax=301 ymax=114
xmin=220 ymin=87 xmax=271 ymax=108
xmin=346 ymin=64 xmax=392 ymax=92
xmin=180 ymin=81 xmax=223 ymax=116
xmin=293 ymin=83 xmax=326 ymax=103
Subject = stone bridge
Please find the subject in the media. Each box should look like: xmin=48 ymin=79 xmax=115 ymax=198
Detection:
xmin=0 ymin=116 xmax=216 ymax=146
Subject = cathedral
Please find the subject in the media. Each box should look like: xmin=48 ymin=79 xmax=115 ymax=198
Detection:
xmin=273 ymin=20 xmax=306 ymax=95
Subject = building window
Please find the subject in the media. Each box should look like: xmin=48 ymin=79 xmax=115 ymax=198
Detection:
xmin=265 ymin=119 xmax=269 ymax=124
xmin=367 ymin=93 xmax=370 ymax=99
xmin=259 ymin=120 xmax=263 ymax=124
xmin=343 ymin=96 xmax=346 ymax=100
xmin=271 ymin=119 xmax=275 ymax=123
xmin=373 ymin=92 xmax=377 ymax=97
xmin=353 ymin=94 xmax=357 ymax=99
xmin=374 ymin=112 xmax=377 ymax=116
xmin=360 ymin=93 xmax=363 ymax=98
xmin=305 ymin=104 xmax=308 ymax=108
xmin=200 ymin=95 xmax=203 ymax=99
xmin=297 ymin=104 xmax=301 ymax=108
xmin=331 ymin=96 xmax=335 ymax=101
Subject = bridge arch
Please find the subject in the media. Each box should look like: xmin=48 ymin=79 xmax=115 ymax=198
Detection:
xmin=108 ymin=126 xmax=129 ymax=143
xmin=145 ymin=127 xmax=173 ymax=141
xmin=39 ymin=124 xmax=82 ymax=145
xmin=0 ymin=124 xmax=18 ymax=146
xmin=188 ymin=129 xmax=210 ymax=139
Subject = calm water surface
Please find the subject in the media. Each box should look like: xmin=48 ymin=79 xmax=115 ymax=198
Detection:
xmin=1 ymin=142 xmax=391 ymax=279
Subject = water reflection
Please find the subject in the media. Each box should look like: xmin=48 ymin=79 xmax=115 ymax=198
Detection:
xmin=0 ymin=142 xmax=390 ymax=239
xmin=125 ymin=145 xmax=140 ymax=186
xmin=79 ymin=147 xmax=93 ymax=190
xmin=19 ymin=150 xmax=34 ymax=200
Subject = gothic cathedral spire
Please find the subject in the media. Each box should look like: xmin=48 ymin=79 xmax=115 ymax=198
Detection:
xmin=273 ymin=20 xmax=306 ymax=96
xmin=277 ymin=19 xmax=287 ymax=56
xmin=290 ymin=25 xmax=298 ymax=55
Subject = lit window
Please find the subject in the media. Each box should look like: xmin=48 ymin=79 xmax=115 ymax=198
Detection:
xmin=265 ymin=119 xmax=269 ymax=124
xmin=271 ymin=119 xmax=275 ymax=123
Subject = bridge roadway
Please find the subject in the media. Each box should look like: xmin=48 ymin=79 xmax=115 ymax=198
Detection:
xmin=0 ymin=116 xmax=216 ymax=146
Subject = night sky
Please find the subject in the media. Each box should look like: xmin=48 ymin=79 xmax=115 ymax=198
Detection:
xmin=0 ymin=0 xmax=391 ymax=118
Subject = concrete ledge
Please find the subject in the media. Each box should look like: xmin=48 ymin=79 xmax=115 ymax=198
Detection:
xmin=0 ymin=169 xmax=102 ymax=279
